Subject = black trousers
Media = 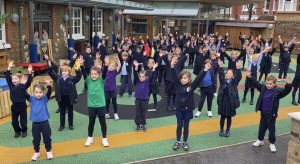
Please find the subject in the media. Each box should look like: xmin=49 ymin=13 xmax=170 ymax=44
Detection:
xmin=188 ymin=53 xmax=195 ymax=66
xmin=278 ymin=63 xmax=289 ymax=79
xmin=258 ymin=113 xmax=276 ymax=144
xmin=11 ymin=103 xmax=27 ymax=133
xmin=158 ymin=65 xmax=166 ymax=85
xmin=84 ymin=67 xmax=91 ymax=89
xmin=59 ymin=96 xmax=73 ymax=127
xmin=32 ymin=121 xmax=52 ymax=152
xmin=105 ymin=91 xmax=118 ymax=114
xmin=198 ymin=87 xmax=214 ymax=112
xmin=88 ymin=107 xmax=107 ymax=138
xmin=135 ymin=99 xmax=148 ymax=126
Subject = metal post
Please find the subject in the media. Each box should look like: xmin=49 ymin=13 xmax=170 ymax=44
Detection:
xmin=90 ymin=7 xmax=93 ymax=45
xmin=94 ymin=6 xmax=97 ymax=34
xmin=68 ymin=3 xmax=72 ymax=39
xmin=28 ymin=0 xmax=34 ymax=43
xmin=19 ymin=1 xmax=24 ymax=62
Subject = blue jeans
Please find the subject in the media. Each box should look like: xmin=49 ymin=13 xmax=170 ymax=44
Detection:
xmin=119 ymin=75 xmax=132 ymax=96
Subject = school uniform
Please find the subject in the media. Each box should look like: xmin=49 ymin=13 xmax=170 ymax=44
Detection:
xmin=278 ymin=43 xmax=295 ymax=79
xmin=118 ymin=55 xmax=133 ymax=96
xmin=197 ymin=69 xmax=215 ymax=113
xmin=292 ymin=55 xmax=300 ymax=103
xmin=193 ymin=51 xmax=209 ymax=75
xmin=259 ymin=48 xmax=276 ymax=81
xmin=5 ymin=71 xmax=33 ymax=134
xmin=250 ymin=77 xmax=292 ymax=144
xmin=104 ymin=68 xmax=118 ymax=114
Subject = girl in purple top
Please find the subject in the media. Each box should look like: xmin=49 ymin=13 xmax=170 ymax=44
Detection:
xmin=133 ymin=60 xmax=158 ymax=131
xmin=104 ymin=54 xmax=121 ymax=120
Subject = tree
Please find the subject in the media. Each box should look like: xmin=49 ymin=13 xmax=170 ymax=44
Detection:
xmin=247 ymin=3 xmax=254 ymax=20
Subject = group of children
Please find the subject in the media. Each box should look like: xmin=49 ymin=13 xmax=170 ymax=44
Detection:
xmin=4 ymin=31 xmax=299 ymax=161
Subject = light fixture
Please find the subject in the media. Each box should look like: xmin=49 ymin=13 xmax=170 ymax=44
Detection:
xmin=126 ymin=18 xmax=131 ymax=24
xmin=85 ymin=15 xmax=90 ymax=22
xmin=11 ymin=13 xmax=19 ymax=23
xmin=64 ymin=15 xmax=69 ymax=22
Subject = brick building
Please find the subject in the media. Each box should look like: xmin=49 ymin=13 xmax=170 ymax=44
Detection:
xmin=0 ymin=0 xmax=149 ymax=69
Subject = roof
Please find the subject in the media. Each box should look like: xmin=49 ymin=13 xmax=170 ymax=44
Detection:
xmin=215 ymin=21 xmax=274 ymax=28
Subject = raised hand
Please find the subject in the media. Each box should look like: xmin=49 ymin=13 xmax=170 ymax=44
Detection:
xmin=104 ymin=56 xmax=110 ymax=66
xmin=79 ymin=55 xmax=85 ymax=66
xmin=217 ymin=59 xmax=223 ymax=68
xmin=28 ymin=64 xmax=33 ymax=73
xmin=45 ymin=78 xmax=52 ymax=86
xmin=95 ymin=53 xmax=100 ymax=59
xmin=285 ymin=76 xmax=292 ymax=84
xmin=133 ymin=60 xmax=138 ymax=67
xmin=236 ymin=61 xmax=241 ymax=69
xmin=246 ymin=70 xmax=251 ymax=78
xmin=8 ymin=60 xmax=15 ymax=70
xmin=170 ymin=57 xmax=177 ymax=68
xmin=153 ymin=62 xmax=159 ymax=69
xmin=44 ymin=54 xmax=49 ymax=60
xmin=72 ymin=53 xmax=78 ymax=60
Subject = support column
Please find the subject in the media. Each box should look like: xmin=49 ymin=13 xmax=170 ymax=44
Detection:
xmin=67 ymin=3 xmax=75 ymax=60
xmin=28 ymin=0 xmax=37 ymax=63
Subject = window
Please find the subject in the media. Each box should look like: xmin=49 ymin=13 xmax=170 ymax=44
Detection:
xmin=131 ymin=18 xmax=147 ymax=34
xmin=92 ymin=9 xmax=103 ymax=35
xmin=72 ymin=7 xmax=84 ymax=39
xmin=0 ymin=0 xmax=5 ymax=43
xmin=265 ymin=0 xmax=270 ymax=11
xmin=242 ymin=4 xmax=257 ymax=13
xmin=278 ymin=0 xmax=296 ymax=11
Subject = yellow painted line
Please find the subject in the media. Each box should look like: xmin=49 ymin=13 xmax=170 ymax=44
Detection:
xmin=0 ymin=106 xmax=298 ymax=164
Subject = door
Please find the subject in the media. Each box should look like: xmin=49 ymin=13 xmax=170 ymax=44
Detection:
xmin=34 ymin=20 xmax=51 ymax=61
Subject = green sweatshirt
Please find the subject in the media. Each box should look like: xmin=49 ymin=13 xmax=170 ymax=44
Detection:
xmin=86 ymin=76 xmax=106 ymax=108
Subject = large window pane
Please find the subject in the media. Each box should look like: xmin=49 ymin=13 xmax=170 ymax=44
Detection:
xmin=131 ymin=19 xmax=148 ymax=34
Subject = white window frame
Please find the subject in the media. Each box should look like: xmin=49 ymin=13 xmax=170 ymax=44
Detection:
xmin=92 ymin=9 xmax=103 ymax=37
xmin=71 ymin=7 xmax=85 ymax=40
xmin=0 ymin=0 xmax=6 ymax=44
xmin=278 ymin=0 xmax=296 ymax=11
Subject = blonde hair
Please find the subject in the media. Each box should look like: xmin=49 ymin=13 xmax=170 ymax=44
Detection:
xmin=266 ymin=74 xmax=277 ymax=84
xmin=60 ymin=65 xmax=72 ymax=73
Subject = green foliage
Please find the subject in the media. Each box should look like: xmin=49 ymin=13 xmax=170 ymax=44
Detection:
xmin=0 ymin=13 xmax=10 ymax=25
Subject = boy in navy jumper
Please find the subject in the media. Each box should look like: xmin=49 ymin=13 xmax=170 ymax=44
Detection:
xmin=83 ymin=46 xmax=95 ymax=91
xmin=26 ymin=79 xmax=53 ymax=161
xmin=247 ymin=73 xmax=292 ymax=152
xmin=133 ymin=60 xmax=158 ymax=131
xmin=5 ymin=61 xmax=33 ymax=138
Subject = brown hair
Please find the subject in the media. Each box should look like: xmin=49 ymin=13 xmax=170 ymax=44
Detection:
xmin=266 ymin=74 xmax=277 ymax=84
xmin=90 ymin=66 xmax=102 ymax=75
xmin=204 ymin=59 xmax=212 ymax=65
xmin=179 ymin=71 xmax=192 ymax=85
xmin=11 ymin=73 xmax=22 ymax=79
xmin=139 ymin=70 xmax=147 ymax=76
xmin=33 ymin=83 xmax=46 ymax=92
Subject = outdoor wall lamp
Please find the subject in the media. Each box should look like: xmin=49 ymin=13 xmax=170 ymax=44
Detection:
xmin=11 ymin=13 xmax=19 ymax=23
xmin=85 ymin=15 xmax=90 ymax=22
xmin=64 ymin=15 xmax=69 ymax=22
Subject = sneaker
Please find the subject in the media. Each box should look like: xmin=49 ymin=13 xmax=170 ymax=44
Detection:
xmin=142 ymin=125 xmax=147 ymax=132
xmin=105 ymin=114 xmax=110 ymax=119
xmin=14 ymin=132 xmax=21 ymax=138
xmin=46 ymin=151 xmax=53 ymax=160
xmin=114 ymin=113 xmax=119 ymax=120
xmin=167 ymin=106 xmax=173 ymax=111
xmin=55 ymin=109 xmax=60 ymax=113
xmin=207 ymin=111 xmax=213 ymax=117
xmin=85 ymin=137 xmax=93 ymax=146
xmin=31 ymin=152 xmax=40 ymax=161
xmin=219 ymin=130 xmax=225 ymax=137
xmin=269 ymin=144 xmax=276 ymax=152
xmin=183 ymin=142 xmax=189 ymax=151
xmin=172 ymin=106 xmax=176 ymax=111
xmin=102 ymin=138 xmax=109 ymax=147
xmin=173 ymin=141 xmax=181 ymax=150
xmin=214 ymin=92 xmax=218 ymax=97
xmin=252 ymin=140 xmax=264 ymax=147
xmin=135 ymin=125 xmax=141 ymax=131
xmin=292 ymin=101 xmax=298 ymax=106
xmin=224 ymin=130 xmax=230 ymax=137
xmin=241 ymin=99 xmax=246 ymax=103
xmin=21 ymin=131 xmax=27 ymax=138
xmin=58 ymin=126 xmax=64 ymax=131
xmin=195 ymin=111 xmax=201 ymax=117
xmin=69 ymin=126 xmax=74 ymax=130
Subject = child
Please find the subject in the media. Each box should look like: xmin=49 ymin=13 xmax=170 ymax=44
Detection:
xmin=80 ymin=56 xmax=109 ymax=147
xmin=5 ymin=61 xmax=33 ymax=138
xmin=47 ymin=60 xmax=82 ymax=131
xmin=259 ymin=46 xmax=276 ymax=82
xmin=83 ymin=46 xmax=95 ymax=92
xmin=224 ymin=50 xmax=243 ymax=70
xmin=195 ymin=59 xmax=215 ymax=117
xmin=133 ymin=60 xmax=158 ymax=131
xmin=26 ymin=79 xmax=53 ymax=161
xmin=118 ymin=51 xmax=133 ymax=97
xmin=193 ymin=46 xmax=209 ymax=75
xmin=291 ymin=54 xmax=300 ymax=105
xmin=241 ymin=51 xmax=263 ymax=105
xmin=278 ymin=35 xmax=296 ymax=81
xmin=104 ymin=54 xmax=121 ymax=119
xmin=217 ymin=61 xmax=242 ymax=137
xmin=171 ymin=58 xmax=208 ymax=151
xmin=146 ymin=58 xmax=160 ymax=110
xmin=132 ymin=46 xmax=147 ymax=85
xmin=248 ymin=73 xmax=292 ymax=152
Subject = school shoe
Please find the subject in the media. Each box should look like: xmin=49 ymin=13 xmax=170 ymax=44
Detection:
xmin=14 ymin=132 xmax=21 ymax=138
xmin=241 ymin=98 xmax=246 ymax=103
xmin=195 ymin=111 xmax=201 ymax=117
xmin=46 ymin=151 xmax=54 ymax=160
xmin=173 ymin=141 xmax=181 ymax=150
xmin=102 ymin=138 xmax=109 ymax=147
xmin=31 ymin=152 xmax=40 ymax=161
xmin=292 ymin=101 xmax=298 ymax=106
xmin=183 ymin=142 xmax=189 ymax=151
xmin=207 ymin=111 xmax=213 ymax=117
xmin=250 ymin=101 xmax=254 ymax=105
xmin=167 ymin=106 xmax=173 ymax=111
xmin=69 ymin=126 xmax=74 ymax=130
xmin=85 ymin=137 xmax=93 ymax=146
xmin=142 ymin=125 xmax=147 ymax=132
xmin=269 ymin=144 xmax=276 ymax=153
xmin=105 ymin=114 xmax=110 ymax=119
xmin=252 ymin=140 xmax=264 ymax=147
xmin=58 ymin=126 xmax=64 ymax=131
xmin=219 ymin=130 xmax=225 ymax=137
xmin=21 ymin=131 xmax=27 ymax=138
xmin=172 ymin=106 xmax=176 ymax=111
xmin=224 ymin=130 xmax=230 ymax=137
xmin=114 ymin=113 xmax=119 ymax=120
xmin=55 ymin=109 xmax=60 ymax=113
xmin=214 ymin=92 xmax=218 ymax=97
